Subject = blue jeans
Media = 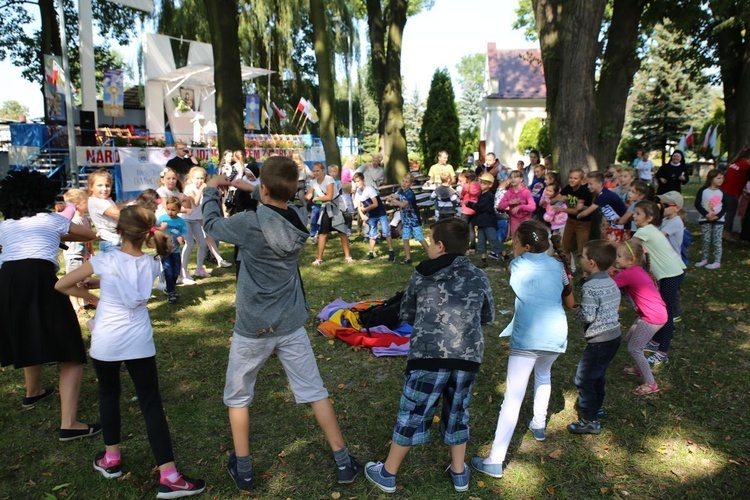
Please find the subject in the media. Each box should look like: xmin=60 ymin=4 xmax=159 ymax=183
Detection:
xmin=161 ymin=253 xmax=181 ymax=294
xmin=652 ymin=272 xmax=685 ymax=353
xmin=476 ymin=226 xmax=501 ymax=256
xmin=310 ymin=204 xmax=322 ymax=236
xmin=496 ymin=218 xmax=508 ymax=244
xmin=574 ymin=337 xmax=621 ymax=420
xmin=99 ymin=240 xmax=121 ymax=253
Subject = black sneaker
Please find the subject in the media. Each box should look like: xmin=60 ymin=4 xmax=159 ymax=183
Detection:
xmin=363 ymin=253 xmax=375 ymax=261
xmin=400 ymin=258 xmax=412 ymax=265
xmin=157 ymin=474 xmax=206 ymax=498
xmin=167 ymin=292 xmax=178 ymax=304
xmin=388 ymin=250 xmax=396 ymax=262
xmin=488 ymin=252 xmax=501 ymax=260
xmin=568 ymin=418 xmax=602 ymax=434
xmin=336 ymin=455 xmax=361 ymax=484
xmin=227 ymin=451 xmax=254 ymax=492
xmin=93 ymin=451 xmax=122 ymax=479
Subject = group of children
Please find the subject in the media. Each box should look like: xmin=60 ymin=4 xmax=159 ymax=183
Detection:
xmin=0 ymin=146 xmax=727 ymax=496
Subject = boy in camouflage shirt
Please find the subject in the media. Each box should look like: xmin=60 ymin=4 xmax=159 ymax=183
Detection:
xmin=365 ymin=218 xmax=494 ymax=494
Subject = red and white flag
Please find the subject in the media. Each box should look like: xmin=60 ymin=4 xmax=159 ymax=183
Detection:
xmin=685 ymin=126 xmax=694 ymax=147
xmin=702 ymin=125 xmax=713 ymax=150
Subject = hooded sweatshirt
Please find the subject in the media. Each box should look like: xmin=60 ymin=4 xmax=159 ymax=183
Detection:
xmin=89 ymin=251 xmax=162 ymax=361
xmin=401 ymin=254 xmax=494 ymax=372
xmin=202 ymin=187 xmax=309 ymax=339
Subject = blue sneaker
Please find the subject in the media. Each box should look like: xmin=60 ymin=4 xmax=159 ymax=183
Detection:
xmin=447 ymin=463 xmax=470 ymax=492
xmin=336 ymin=455 xmax=361 ymax=484
xmin=568 ymin=418 xmax=602 ymax=434
xmin=527 ymin=420 xmax=546 ymax=441
xmin=365 ymin=461 xmax=396 ymax=493
xmin=227 ymin=451 xmax=253 ymax=492
xmin=470 ymin=456 xmax=503 ymax=478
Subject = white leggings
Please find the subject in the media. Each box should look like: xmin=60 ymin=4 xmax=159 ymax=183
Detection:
xmin=486 ymin=353 xmax=559 ymax=465
xmin=181 ymin=219 xmax=207 ymax=272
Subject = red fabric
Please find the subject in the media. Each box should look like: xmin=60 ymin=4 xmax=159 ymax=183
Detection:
xmin=335 ymin=328 xmax=410 ymax=348
xmin=723 ymin=159 xmax=750 ymax=198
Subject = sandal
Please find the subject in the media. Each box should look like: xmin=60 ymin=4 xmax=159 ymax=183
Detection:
xmin=344 ymin=257 xmax=355 ymax=264
xmin=312 ymin=259 xmax=323 ymax=266
xmin=622 ymin=366 xmax=641 ymax=376
xmin=632 ymin=382 xmax=659 ymax=395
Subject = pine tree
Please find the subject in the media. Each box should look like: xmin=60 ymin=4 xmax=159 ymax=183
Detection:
xmin=403 ymin=88 xmax=425 ymax=160
xmin=420 ymin=68 xmax=461 ymax=169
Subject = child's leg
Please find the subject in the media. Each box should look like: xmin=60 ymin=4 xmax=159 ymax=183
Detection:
xmin=701 ymin=223 xmax=711 ymax=261
xmin=574 ymin=339 xmax=620 ymax=421
xmin=310 ymin=205 xmax=321 ymax=236
xmin=181 ymin=224 xmax=196 ymax=275
xmin=438 ymin=370 xmax=476 ymax=472
xmin=339 ymin=233 xmax=352 ymax=260
xmin=487 ymin=226 xmax=502 ymax=255
xmin=162 ymin=254 xmax=178 ymax=293
xmin=650 ymin=273 xmax=684 ymax=354
xmin=92 ymin=358 xmax=123 ymax=448
xmin=380 ymin=216 xmax=393 ymax=250
xmin=561 ymin=221 xmax=575 ymax=263
xmin=190 ymin=220 xmax=208 ymax=270
xmin=402 ymin=231 xmax=411 ymax=260
xmin=626 ymin=320 xmax=662 ymax=384
xmin=477 ymin=227 xmax=488 ymax=257
xmin=712 ymin=223 xmax=723 ymax=263
xmin=450 ymin=443 xmax=467 ymax=473
xmin=592 ymin=338 xmax=621 ymax=413
xmin=205 ymin=234 xmax=224 ymax=262
xmin=310 ymin=398 xmax=345 ymax=452
xmin=487 ymin=355 xmax=536 ymax=464
xmin=124 ymin=356 xmax=175 ymax=467
xmin=228 ymin=407 xmax=251 ymax=456
xmin=530 ymin=353 xmax=560 ymax=429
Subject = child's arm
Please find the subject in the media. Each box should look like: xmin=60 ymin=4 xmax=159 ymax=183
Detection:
xmin=361 ymin=196 xmax=379 ymax=213
xmin=515 ymin=190 xmax=537 ymax=215
xmin=577 ymin=202 xmax=599 ymax=219
xmin=54 ymin=261 xmax=99 ymax=306
xmin=202 ymin=184 xmax=253 ymax=245
xmin=61 ymin=222 xmax=97 ymax=242
xmin=388 ymin=194 xmax=408 ymax=209
xmin=694 ymin=187 xmax=709 ymax=217
xmin=103 ymin=205 xmax=120 ymax=220
xmin=616 ymin=210 xmax=633 ymax=225
xmin=575 ymin=284 xmax=599 ymax=323
xmin=399 ymin=277 xmax=418 ymax=325
xmin=562 ymin=284 xmax=575 ymax=310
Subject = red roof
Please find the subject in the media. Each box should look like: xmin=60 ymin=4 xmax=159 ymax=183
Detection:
xmin=486 ymin=44 xmax=546 ymax=99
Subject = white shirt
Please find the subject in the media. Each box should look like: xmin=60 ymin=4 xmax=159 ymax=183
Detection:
xmin=89 ymin=251 xmax=161 ymax=361
xmin=183 ymin=184 xmax=203 ymax=220
xmin=637 ymin=160 xmax=654 ymax=181
xmin=0 ymin=213 xmax=71 ymax=268
xmin=311 ymin=175 xmax=338 ymax=200
xmin=88 ymin=196 xmax=120 ymax=244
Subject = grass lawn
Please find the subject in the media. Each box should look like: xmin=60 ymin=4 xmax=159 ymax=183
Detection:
xmin=1 ymin=178 xmax=749 ymax=499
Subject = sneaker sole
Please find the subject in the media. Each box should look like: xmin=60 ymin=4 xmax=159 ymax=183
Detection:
xmin=364 ymin=468 xmax=396 ymax=493
xmin=93 ymin=461 xmax=122 ymax=479
xmin=568 ymin=426 xmax=602 ymax=435
xmin=156 ymin=487 xmax=206 ymax=499
xmin=470 ymin=461 xmax=503 ymax=479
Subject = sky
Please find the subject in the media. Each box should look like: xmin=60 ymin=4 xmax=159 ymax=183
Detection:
xmin=0 ymin=0 xmax=537 ymax=120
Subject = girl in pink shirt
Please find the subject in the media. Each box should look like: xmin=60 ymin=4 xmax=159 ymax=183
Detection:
xmin=498 ymin=171 xmax=536 ymax=236
xmin=612 ymin=240 xmax=667 ymax=395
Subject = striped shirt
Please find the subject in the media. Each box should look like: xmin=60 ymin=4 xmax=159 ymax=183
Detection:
xmin=0 ymin=213 xmax=71 ymax=268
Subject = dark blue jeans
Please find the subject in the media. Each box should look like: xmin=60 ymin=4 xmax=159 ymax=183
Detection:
xmin=161 ymin=253 xmax=181 ymax=294
xmin=574 ymin=336 xmax=621 ymax=420
xmin=652 ymin=272 xmax=685 ymax=353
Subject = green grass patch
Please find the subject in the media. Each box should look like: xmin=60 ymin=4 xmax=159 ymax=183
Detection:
xmin=1 ymin=180 xmax=749 ymax=498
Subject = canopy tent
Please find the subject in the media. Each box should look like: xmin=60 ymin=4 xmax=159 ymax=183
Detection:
xmin=144 ymin=33 xmax=273 ymax=143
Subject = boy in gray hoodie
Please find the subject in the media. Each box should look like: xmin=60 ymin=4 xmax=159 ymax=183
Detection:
xmin=202 ymin=156 xmax=360 ymax=492
xmin=364 ymin=218 xmax=494 ymax=494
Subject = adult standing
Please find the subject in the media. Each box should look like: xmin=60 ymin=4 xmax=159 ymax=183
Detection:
xmin=166 ymin=141 xmax=200 ymax=183
xmin=655 ymin=150 xmax=690 ymax=195
xmin=426 ymin=151 xmax=456 ymax=185
xmin=0 ymin=169 xmax=101 ymax=441
xmin=721 ymin=148 xmax=750 ymax=240
xmin=523 ymin=150 xmax=541 ymax=187
xmin=356 ymin=153 xmax=386 ymax=188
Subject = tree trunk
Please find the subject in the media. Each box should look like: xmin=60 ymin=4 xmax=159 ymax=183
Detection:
xmin=309 ymin=0 xmax=341 ymax=167
xmin=39 ymin=0 xmax=62 ymax=122
xmin=367 ymin=0 xmax=386 ymax=143
xmin=533 ymin=0 xmax=607 ymax=179
xmin=381 ymin=0 xmax=408 ymax=183
xmin=204 ymin=0 xmax=244 ymax=153
xmin=711 ymin=1 xmax=750 ymax=159
xmin=593 ymin=0 xmax=644 ymax=169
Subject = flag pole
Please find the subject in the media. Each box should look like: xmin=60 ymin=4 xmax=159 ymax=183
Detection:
xmin=298 ymin=115 xmax=308 ymax=134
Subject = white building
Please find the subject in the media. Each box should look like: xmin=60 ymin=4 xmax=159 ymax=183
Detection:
xmin=480 ymin=45 xmax=547 ymax=166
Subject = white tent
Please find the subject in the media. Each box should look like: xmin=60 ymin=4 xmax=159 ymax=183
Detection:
xmin=143 ymin=33 xmax=273 ymax=143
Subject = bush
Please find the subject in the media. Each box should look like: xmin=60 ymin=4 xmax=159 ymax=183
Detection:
xmin=420 ymin=68 xmax=461 ymax=168
xmin=517 ymin=117 xmax=550 ymax=156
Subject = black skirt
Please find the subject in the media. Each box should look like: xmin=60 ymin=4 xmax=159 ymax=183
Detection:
xmin=0 ymin=259 xmax=86 ymax=368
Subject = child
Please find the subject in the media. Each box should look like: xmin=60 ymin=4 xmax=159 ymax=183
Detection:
xmin=494 ymin=175 xmax=511 ymax=245
xmin=431 ymin=171 xmax=459 ymax=221
xmin=353 ymin=171 xmax=395 ymax=262
xmin=309 ymin=162 xmax=354 ymax=266
xmin=157 ymin=167 xmax=194 ymax=284
xmin=529 ymin=164 xmax=546 ymax=207
xmin=613 ymin=240 xmax=667 ymax=395
xmin=542 ymin=183 xmax=567 ymax=235
xmin=62 ymin=188 xmax=93 ymax=314
xmin=156 ymin=197 xmax=188 ymax=303
xmin=0 ymin=169 xmax=99 ymax=439
xmin=466 ymin=173 xmax=504 ymax=266
xmin=658 ymin=191 xmax=685 ymax=257
xmin=694 ymin=169 xmax=726 ymax=269
xmin=555 ymin=168 xmax=593 ymax=268
xmin=472 ymin=220 xmax=573 ymax=479
xmin=569 ymin=240 xmax=621 ymax=434
xmin=678 ymin=209 xmax=692 ymax=267
xmin=87 ymin=168 xmax=120 ymax=253
xmin=616 ymin=179 xmax=651 ymax=234
xmin=632 ymin=200 xmax=686 ymax=365
xmin=636 ymin=151 xmax=654 ymax=183
xmin=182 ymin=166 xmax=211 ymax=278
xmin=577 ymin=172 xmax=627 ymax=242
xmin=386 ymin=173 xmax=428 ymax=264
xmin=133 ymin=188 xmax=160 ymax=213
xmin=497 ymin=170 xmax=536 ymax=237
xmin=605 ymin=165 xmax=620 ymax=190
xmin=365 ymin=218 xmax=493 ymax=493
xmin=613 ymin=167 xmax=635 ymax=203
xmin=202 ymin=156 xmax=361 ymax=492
xmin=306 ymin=161 xmax=327 ymax=242
xmin=54 ymin=205 xmax=206 ymax=498
xmin=459 ymin=170 xmax=481 ymax=250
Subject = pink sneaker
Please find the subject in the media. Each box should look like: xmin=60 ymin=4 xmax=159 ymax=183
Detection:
xmin=706 ymin=262 xmax=721 ymax=270
xmin=695 ymin=260 xmax=708 ymax=267
xmin=193 ymin=268 xmax=211 ymax=278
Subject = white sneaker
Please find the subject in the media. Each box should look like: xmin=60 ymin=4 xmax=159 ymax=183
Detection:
xmin=219 ymin=259 xmax=233 ymax=268
xmin=179 ymin=275 xmax=196 ymax=285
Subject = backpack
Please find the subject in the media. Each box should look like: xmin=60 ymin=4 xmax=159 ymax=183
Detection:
xmin=355 ymin=290 xmax=405 ymax=332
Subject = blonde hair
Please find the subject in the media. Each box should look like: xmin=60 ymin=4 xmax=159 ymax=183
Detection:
xmin=87 ymin=169 xmax=112 ymax=195
xmin=63 ymin=188 xmax=88 ymax=205
xmin=188 ymin=166 xmax=206 ymax=181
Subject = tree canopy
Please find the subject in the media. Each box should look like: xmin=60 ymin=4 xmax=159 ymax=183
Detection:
xmin=420 ymin=68 xmax=460 ymax=169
